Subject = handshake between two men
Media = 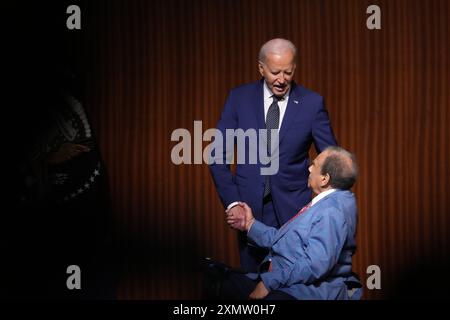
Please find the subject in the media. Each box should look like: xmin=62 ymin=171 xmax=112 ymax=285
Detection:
xmin=225 ymin=202 xmax=255 ymax=232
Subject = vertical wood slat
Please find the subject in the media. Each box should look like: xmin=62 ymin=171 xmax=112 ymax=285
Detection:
xmin=81 ymin=0 xmax=450 ymax=299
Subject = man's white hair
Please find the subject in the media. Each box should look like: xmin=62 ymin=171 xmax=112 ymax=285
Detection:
xmin=258 ymin=38 xmax=297 ymax=63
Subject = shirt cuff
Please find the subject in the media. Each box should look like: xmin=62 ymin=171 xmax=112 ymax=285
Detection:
xmin=226 ymin=201 xmax=239 ymax=210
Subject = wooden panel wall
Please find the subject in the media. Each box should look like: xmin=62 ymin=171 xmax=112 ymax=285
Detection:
xmin=75 ymin=0 xmax=450 ymax=299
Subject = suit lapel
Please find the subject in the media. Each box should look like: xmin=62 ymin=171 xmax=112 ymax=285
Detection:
xmin=256 ymin=81 xmax=303 ymax=148
xmin=254 ymin=79 xmax=266 ymax=132
xmin=271 ymin=191 xmax=343 ymax=245
xmin=272 ymin=205 xmax=314 ymax=244
xmin=273 ymin=220 xmax=294 ymax=243
xmin=254 ymin=79 xmax=303 ymax=152
xmin=278 ymin=83 xmax=303 ymax=146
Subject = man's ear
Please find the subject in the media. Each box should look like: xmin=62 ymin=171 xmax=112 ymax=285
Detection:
xmin=258 ymin=62 xmax=264 ymax=77
xmin=321 ymin=173 xmax=331 ymax=187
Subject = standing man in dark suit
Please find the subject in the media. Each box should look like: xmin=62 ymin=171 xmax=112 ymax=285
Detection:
xmin=209 ymin=38 xmax=337 ymax=271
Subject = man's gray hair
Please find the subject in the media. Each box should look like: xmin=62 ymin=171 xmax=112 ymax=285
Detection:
xmin=258 ymin=38 xmax=297 ymax=64
xmin=320 ymin=146 xmax=358 ymax=190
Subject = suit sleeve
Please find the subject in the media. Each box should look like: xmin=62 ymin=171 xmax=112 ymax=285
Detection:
xmin=208 ymin=90 xmax=241 ymax=208
xmin=312 ymin=97 xmax=338 ymax=152
xmin=260 ymin=208 xmax=347 ymax=291
xmin=246 ymin=219 xmax=279 ymax=249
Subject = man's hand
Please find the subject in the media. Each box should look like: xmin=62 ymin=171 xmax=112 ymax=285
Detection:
xmin=226 ymin=202 xmax=256 ymax=231
xmin=240 ymin=202 xmax=255 ymax=231
xmin=249 ymin=281 xmax=269 ymax=299
xmin=225 ymin=205 xmax=246 ymax=231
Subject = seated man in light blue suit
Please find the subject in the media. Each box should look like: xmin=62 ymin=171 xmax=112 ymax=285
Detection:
xmin=220 ymin=146 xmax=362 ymax=300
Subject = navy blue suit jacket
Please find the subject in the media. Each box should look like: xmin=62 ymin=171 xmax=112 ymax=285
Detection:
xmin=209 ymin=79 xmax=337 ymax=225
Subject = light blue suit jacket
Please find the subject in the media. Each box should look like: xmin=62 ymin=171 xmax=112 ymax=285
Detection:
xmin=246 ymin=190 xmax=362 ymax=300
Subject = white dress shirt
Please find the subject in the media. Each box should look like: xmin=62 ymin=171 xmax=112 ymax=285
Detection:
xmin=311 ymin=188 xmax=337 ymax=207
xmin=263 ymin=81 xmax=290 ymax=131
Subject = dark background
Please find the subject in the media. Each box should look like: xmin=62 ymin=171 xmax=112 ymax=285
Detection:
xmin=4 ymin=0 xmax=449 ymax=299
